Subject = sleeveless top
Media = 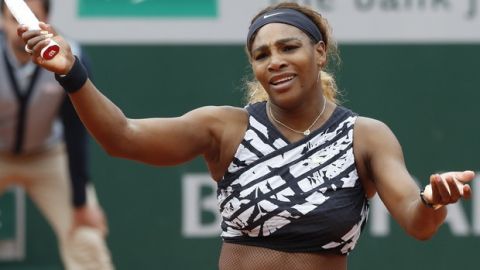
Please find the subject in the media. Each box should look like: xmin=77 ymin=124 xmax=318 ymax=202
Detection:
xmin=217 ymin=102 xmax=369 ymax=255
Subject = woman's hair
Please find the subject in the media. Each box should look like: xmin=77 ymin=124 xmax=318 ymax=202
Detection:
xmin=245 ymin=2 xmax=340 ymax=105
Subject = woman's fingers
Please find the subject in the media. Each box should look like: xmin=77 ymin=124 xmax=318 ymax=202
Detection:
xmin=463 ymin=184 xmax=472 ymax=200
xmin=429 ymin=172 xmax=474 ymax=206
xmin=39 ymin=22 xmax=57 ymax=35
xmin=16 ymin=24 xmax=29 ymax=37
xmin=17 ymin=23 xmax=57 ymax=55
xmin=27 ymin=32 xmax=53 ymax=52
xmin=430 ymin=174 xmax=444 ymax=204
xmin=452 ymin=170 xmax=475 ymax=184
xmin=446 ymin=176 xmax=461 ymax=203
xmin=430 ymin=174 xmax=450 ymax=204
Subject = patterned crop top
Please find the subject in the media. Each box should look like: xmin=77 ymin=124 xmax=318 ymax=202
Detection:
xmin=217 ymin=102 xmax=369 ymax=255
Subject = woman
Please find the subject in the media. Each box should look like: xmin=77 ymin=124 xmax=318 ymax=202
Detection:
xmin=18 ymin=2 xmax=474 ymax=270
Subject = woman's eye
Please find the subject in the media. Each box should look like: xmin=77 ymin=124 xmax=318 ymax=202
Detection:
xmin=284 ymin=45 xmax=298 ymax=52
xmin=254 ymin=53 xmax=267 ymax=61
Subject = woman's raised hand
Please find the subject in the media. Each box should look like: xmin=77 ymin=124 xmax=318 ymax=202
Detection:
xmin=17 ymin=22 xmax=75 ymax=75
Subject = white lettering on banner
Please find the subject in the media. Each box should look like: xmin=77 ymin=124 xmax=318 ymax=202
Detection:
xmin=355 ymin=0 xmax=451 ymax=11
xmin=369 ymin=195 xmax=391 ymax=236
xmin=444 ymin=203 xmax=470 ymax=236
xmin=181 ymin=174 xmax=221 ymax=237
xmin=271 ymin=0 xmax=473 ymax=17
xmin=51 ymin=0 xmax=479 ymax=44
xmin=181 ymin=173 xmax=480 ymax=238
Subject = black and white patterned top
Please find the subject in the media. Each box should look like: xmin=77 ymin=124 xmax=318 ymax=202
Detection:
xmin=217 ymin=101 xmax=369 ymax=255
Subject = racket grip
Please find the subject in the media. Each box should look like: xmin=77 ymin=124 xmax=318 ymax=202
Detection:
xmin=4 ymin=0 xmax=60 ymax=60
xmin=41 ymin=39 xmax=60 ymax=60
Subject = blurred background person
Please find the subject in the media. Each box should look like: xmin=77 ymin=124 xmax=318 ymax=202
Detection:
xmin=0 ymin=0 xmax=114 ymax=269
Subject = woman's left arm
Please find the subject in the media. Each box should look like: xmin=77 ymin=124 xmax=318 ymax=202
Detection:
xmin=355 ymin=117 xmax=474 ymax=240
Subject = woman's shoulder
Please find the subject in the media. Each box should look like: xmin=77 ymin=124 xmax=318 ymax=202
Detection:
xmin=354 ymin=116 xmax=400 ymax=155
xmin=354 ymin=116 xmax=394 ymax=138
xmin=195 ymin=105 xmax=248 ymax=116
xmin=355 ymin=116 xmax=388 ymax=129
xmin=189 ymin=105 xmax=249 ymax=126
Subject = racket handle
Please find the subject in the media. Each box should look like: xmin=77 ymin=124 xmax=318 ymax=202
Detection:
xmin=4 ymin=0 xmax=39 ymax=29
xmin=41 ymin=39 xmax=60 ymax=60
xmin=5 ymin=0 xmax=60 ymax=60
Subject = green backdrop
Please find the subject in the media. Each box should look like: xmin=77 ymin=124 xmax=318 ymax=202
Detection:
xmin=0 ymin=44 xmax=479 ymax=269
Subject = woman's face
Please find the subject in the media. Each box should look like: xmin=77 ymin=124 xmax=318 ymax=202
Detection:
xmin=250 ymin=23 xmax=326 ymax=109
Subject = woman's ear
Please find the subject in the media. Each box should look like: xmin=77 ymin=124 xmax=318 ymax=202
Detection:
xmin=314 ymin=41 xmax=327 ymax=68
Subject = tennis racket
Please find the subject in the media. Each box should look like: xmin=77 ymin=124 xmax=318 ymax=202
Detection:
xmin=4 ymin=0 xmax=60 ymax=60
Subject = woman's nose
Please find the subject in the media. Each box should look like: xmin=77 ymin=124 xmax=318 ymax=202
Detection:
xmin=267 ymin=53 xmax=287 ymax=71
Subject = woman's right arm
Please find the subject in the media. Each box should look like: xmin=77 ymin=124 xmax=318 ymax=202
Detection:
xmin=18 ymin=23 xmax=229 ymax=167
xmin=70 ymin=80 xmax=221 ymax=164
xmin=71 ymin=80 xmax=234 ymax=166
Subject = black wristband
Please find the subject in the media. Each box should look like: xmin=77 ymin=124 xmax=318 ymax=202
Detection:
xmin=55 ymin=56 xmax=88 ymax=93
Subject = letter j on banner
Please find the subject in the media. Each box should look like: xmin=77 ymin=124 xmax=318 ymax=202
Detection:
xmin=78 ymin=0 xmax=218 ymax=17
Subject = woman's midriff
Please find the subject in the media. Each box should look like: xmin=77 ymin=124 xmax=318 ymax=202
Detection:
xmin=219 ymin=242 xmax=347 ymax=270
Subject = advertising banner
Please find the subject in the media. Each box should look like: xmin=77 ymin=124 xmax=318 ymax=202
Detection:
xmin=51 ymin=0 xmax=480 ymax=44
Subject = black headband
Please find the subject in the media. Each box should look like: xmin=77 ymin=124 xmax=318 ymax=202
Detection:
xmin=247 ymin=8 xmax=323 ymax=50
